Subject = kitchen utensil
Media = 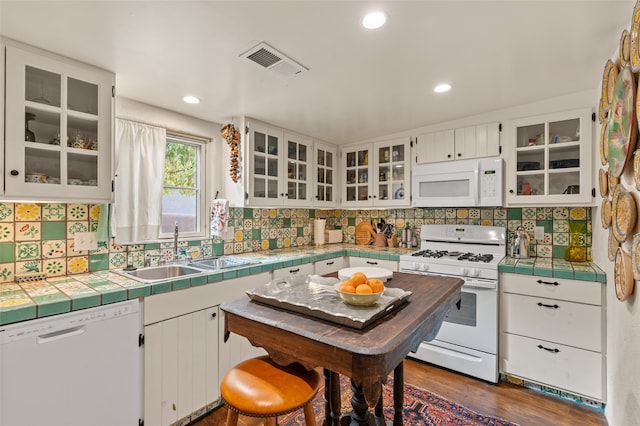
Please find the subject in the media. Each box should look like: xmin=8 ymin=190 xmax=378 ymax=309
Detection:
xmin=612 ymin=184 xmax=637 ymax=242
xmin=608 ymin=66 xmax=637 ymax=178
xmin=509 ymin=225 xmax=530 ymax=258
xmin=355 ymin=222 xmax=376 ymax=245
xmin=615 ymin=247 xmax=634 ymax=301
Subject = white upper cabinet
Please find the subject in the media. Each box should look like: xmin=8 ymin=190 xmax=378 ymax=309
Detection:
xmin=3 ymin=41 xmax=114 ymax=202
xmin=415 ymin=123 xmax=500 ymax=164
xmin=505 ymin=108 xmax=593 ymax=205
xmin=246 ymin=120 xmax=313 ymax=207
xmin=313 ymin=140 xmax=337 ymax=207
xmin=341 ymin=138 xmax=411 ymax=208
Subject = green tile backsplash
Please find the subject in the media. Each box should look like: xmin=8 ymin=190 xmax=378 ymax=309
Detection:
xmin=0 ymin=202 xmax=592 ymax=283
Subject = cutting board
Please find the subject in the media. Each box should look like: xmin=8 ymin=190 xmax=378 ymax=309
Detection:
xmin=355 ymin=222 xmax=376 ymax=245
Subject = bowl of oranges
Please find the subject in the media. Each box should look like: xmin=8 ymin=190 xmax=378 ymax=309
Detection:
xmin=334 ymin=272 xmax=385 ymax=306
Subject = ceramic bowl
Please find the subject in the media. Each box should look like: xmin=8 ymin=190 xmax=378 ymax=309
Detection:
xmin=334 ymin=283 xmax=383 ymax=306
xmin=25 ymin=173 xmax=47 ymax=183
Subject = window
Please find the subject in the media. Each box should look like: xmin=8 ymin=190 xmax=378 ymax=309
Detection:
xmin=160 ymin=134 xmax=209 ymax=238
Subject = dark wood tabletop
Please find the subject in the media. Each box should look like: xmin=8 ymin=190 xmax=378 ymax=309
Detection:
xmin=221 ymin=272 xmax=462 ymax=425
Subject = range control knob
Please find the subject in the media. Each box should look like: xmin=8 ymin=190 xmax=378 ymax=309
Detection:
xmin=413 ymin=262 xmax=422 ymax=270
xmin=421 ymin=263 xmax=430 ymax=272
xmin=460 ymin=267 xmax=469 ymax=276
xmin=469 ymin=268 xmax=480 ymax=277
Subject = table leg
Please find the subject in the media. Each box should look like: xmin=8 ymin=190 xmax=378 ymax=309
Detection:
xmin=324 ymin=369 xmax=341 ymax=426
xmin=393 ymin=362 xmax=404 ymax=426
xmin=347 ymin=379 xmax=372 ymax=425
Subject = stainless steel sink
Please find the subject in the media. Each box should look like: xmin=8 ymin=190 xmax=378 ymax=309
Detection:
xmin=117 ymin=264 xmax=206 ymax=283
xmin=190 ymin=256 xmax=261 ymax=270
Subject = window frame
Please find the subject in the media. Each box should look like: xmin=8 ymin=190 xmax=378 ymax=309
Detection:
xmin=158 ymin=132 xmax=212 ymax=240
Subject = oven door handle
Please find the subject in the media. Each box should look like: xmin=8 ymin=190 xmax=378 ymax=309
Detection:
xmin=463 ymin=280 xmax=496 ymax=290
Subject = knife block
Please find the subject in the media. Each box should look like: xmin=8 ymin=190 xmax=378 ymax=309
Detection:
xmin=374 ymin=233 xmax=387 ymax=247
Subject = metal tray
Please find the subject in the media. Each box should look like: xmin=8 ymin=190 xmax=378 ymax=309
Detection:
xmin=246 ymin=277 xmax=412 ymax=329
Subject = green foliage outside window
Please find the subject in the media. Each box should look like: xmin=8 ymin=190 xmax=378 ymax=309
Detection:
xmin=164 ymin=141 xmax=198 ymax=193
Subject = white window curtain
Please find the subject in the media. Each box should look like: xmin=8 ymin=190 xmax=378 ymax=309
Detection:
xmin=113 ymin=119 xmax=167 ymax=244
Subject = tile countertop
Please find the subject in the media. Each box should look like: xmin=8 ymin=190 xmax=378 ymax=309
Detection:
xmin=0 ymin=244 xmax=413 ymax=326
xmin=499 ymin=256 xmax=606 ymax=283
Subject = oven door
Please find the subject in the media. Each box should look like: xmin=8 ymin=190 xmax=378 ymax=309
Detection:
xmin=432 ymin=275 xmax=497 ymax=354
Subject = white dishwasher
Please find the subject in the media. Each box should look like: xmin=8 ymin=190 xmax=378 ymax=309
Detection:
xmin=0 ymin=299 xmax=142 ymax=426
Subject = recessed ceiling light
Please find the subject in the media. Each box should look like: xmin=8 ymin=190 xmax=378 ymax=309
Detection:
xmin=362 ymin=11 xmax=387 ymax=29
xmin=183 ymin=95 xmax=200 ymax=104
xmin=434 ymin=84 xmax=452 ymax=93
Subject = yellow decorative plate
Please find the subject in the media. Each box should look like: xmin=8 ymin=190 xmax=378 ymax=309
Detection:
xmin=601 ymin=198 xmax=612 ymax=229
xmin=609 ymin=171 xmax=619 ymax=197
xmin=599 ymin=119 xmax=609 ymax=166
xmin=621 ymin=28 xmax=631 ymax=67
xmin=608 ymin=66 xmax=636 ymax=178
xmin=631 ymin=234 xmax=640 ymax=281
xmin=635 ymin=149 xmax=640 ymax=190
xmin=598 ymin=98 xmax=609 ymax=124
xmin=612 ymin=184 xmax=637 ymax=243
xmin=609 ymin=229 xmax=619 ymax=261
xmin=631 ymin=0 xmax=640 ymax=72
xmin=615 ymin=247 xmax=634 ymax=301
xmin=599 ymin=168 xmax=609 ymax=197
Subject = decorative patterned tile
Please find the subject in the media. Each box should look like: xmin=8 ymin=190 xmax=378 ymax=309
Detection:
xmin=66 ymin=221 xmax=88 ymax=238
xmin=0 ymin=203 xmax=14 ymax=222
xmin=16 ymin=242 xmax=40 ymax=261
xmin=0 ymin=263 xmax=15 ymax=282
xmin=15 ymin=222 xmax=40 ymax=241
xmin=67 ymin=204 xmax=88 ymax=221
xmin=42 ymin=203 xmax=66 ymax=221
xmin=15 ymin=203 xmax=41 ymax=221
xmin=0 ymin=223 xmax=14 ymax=242
xmin=43 ymin=259 xmax=66 ymax=276
xmin=67 ymin=256 xmax=89 ymax=274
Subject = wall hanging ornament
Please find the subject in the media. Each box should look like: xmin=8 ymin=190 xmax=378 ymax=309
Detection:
xmin=221 ymin=123 xmax=240 ymax=183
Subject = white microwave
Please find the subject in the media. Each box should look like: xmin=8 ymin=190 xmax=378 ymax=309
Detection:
xmin=412 ymin=157 xmax=503 ymax=207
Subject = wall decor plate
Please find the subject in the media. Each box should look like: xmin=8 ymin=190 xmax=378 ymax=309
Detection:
xmin=612 ymin=184 xmax=637 ymax=242
xmin=598 ymin=98 xmax=609 ymax=124
xmin=621 ymin=28 xmax=631 ymax=67
xmin=599 ymin=119 xmax=609 ymax=166
xmin=631 ymin=0 xmax=640 ymax=72
xmin=601 ymin=198 xmax=612 ymax=229
xmin=631 ymin=234 xmax=640 ymax=281
xmin=609 ymin=171 xmax=620 ymax=197
xmin=635 ymin=149 xmax=640 ymax=190
xmin=615 ymin=247 xmax=634 ymax=301
xmin=609 ymin=229 xmax=619 ymax=261
xmin=602 ymin=59 xmax=618 ymax=110
xmin=599 ymin=168 xmax=609 ymax=197
xmin=608 ymin=66 xmax=637 ymax=178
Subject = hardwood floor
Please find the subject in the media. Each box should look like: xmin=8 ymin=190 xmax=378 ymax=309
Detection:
xmin=192 ymin=358 xmax=607 ymax=426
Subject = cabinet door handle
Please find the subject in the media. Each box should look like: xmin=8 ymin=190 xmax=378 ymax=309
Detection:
xmin=211 ymin=312 xmax=217 ymax=319
xmin=457 ymin=153 xmax=462 ymax=157
xmin=536 ymin=279 xmax=559 ymax=286
xmin=447 ymin=154 xmax=452 ymax=158
xmin=172 ymin=403 xmax=177 ymax=411
xmin=366 ymin=261 xmax=378 ymax=265
xmin=326 ymin=261 xmax=334 ymax=265
xmin=10 ymin=170 xmax=19 ymax=176
xmin=290 ymin=268 xmax=300 ymax=273
xmin=537 ymin=344 xmax=560 ymax=353
xmin=537 ymin=302 xmax=559 ymax=309
xmin=509 ymin=189 xmax=514 ymax=194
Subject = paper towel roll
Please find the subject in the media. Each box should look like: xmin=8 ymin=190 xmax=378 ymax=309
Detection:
xmin=314 ymin=219 xmax=326 ymax=245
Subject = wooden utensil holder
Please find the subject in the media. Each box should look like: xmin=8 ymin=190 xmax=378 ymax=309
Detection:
xmin=387 ymin=235 xmax=398 ymax=248
xmin=374 ymin=233 xmax=387 ymax=247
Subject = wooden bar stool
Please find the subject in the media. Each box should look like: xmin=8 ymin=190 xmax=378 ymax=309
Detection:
xmin=220 ymin=355 xmax=321 ymax=426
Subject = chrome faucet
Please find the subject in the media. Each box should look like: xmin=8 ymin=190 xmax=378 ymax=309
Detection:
xmin=173 ymin=222 xmax=179 ymax=262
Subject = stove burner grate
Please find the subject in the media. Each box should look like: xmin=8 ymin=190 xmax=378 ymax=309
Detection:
xmin=411 ymin=250 xmax=494 ymax=263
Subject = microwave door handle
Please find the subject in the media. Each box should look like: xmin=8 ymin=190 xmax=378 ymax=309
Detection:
xmin=474 ymin=163 xmax=480 ymax=205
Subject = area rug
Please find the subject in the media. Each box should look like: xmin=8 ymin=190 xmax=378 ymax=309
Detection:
xmin=280 ymin=375 xmax=518 ymax=425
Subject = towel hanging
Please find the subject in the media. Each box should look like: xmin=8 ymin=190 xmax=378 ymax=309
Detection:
xmin=210 ymin=199 xmax=229 ymax=237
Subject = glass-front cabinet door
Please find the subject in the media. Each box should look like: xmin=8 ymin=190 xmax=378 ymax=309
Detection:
xmin=313 ymin=141 xmax=337 ymax=207
xmin=506 ymin=108 xmax=593 ymax=205
xmin=342 ymin=143 xmax=372 ymax=207
xmin=248 ymin=121 xmax=282 ymax=206
xmin=373 ymin=138 xmax=411 ymax=207
xmin=283 ymin=132 xmax=312 ymax=207
xmin=4 ymin=43 xmax=114 ymax=202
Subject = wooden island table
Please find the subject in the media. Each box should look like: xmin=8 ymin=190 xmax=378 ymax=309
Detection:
xmin=220 ymin=272 xmax=462 ymax=425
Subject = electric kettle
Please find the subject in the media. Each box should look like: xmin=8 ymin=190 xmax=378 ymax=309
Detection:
xmin=509 ymin=225 xmax=531 ymax=258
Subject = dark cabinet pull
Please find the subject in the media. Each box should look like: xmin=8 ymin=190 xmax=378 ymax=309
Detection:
xmin=366 ymin=261 xmax=378 ymax=265
xmin=537 ymin=279 xmax=559 ymax=286
xmin=211 ymin=312 xmax=217 ymax=319
xmin=537 ymin=302 xmax=559 ymax=309
xmin=290 ymin=268 xmax=300 ymax=273
xmin=457 ymin=153 xmax=462 ymax=157
xmin=509 ymin=189 xmax=514 ymax=194
xmin=326 ymin=261 xmax=334 ymax=265
xmin=447 ymin=154 xmax=452 ymax=158
xmin=10 ymin=170 xmax=19 ymax=176
xmin=537 ymin=344 xmax=560 ymax=353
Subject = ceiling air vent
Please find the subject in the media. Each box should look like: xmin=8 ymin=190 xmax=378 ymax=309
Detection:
xmin=240 ymin=42 xmax=308 ymax=78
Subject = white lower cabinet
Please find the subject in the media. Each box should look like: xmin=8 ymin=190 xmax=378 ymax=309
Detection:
xmin=272 ymin=262 xmax=314 ymax=280
xmin=143 ymin=272 xmax=270 ymax=425
xmin=348 ymin=257 xmax=398 ymax=271
xmin=314 ymin=257 xmax=345 ymax=275
xmin=500 ymin=273 xmax=605 ymax=401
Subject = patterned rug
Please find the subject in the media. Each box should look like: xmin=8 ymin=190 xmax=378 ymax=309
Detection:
xmin=281 ymin=375 xmax=518 ymax=425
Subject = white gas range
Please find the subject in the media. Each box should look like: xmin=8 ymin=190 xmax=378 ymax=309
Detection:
xmin=399 ymin=224 xmax=506 ymax=383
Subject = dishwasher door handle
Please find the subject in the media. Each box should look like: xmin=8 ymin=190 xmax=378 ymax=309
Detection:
xmin=37 ymin=325 xmax=86 ymax=344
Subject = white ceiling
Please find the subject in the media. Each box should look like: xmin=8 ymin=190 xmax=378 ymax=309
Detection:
xmin=0 ymin=1 xmax=634 ymax=144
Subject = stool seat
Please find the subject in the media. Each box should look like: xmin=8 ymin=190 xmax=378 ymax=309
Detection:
xmin=221 ymin=355 xmax=321 ymax=422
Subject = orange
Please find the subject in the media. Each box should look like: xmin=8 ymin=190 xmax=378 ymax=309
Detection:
xmin=368 ymin=278 xmax=385 ymax=293
xmin=355 ymin=284 xmax=373 ymax=294
xmin=339 ymin=281 xmax=356 ymax=293
xmin=350 ymin=272 xmax=368 ymax=287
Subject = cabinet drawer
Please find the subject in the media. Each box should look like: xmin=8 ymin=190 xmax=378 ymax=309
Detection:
xmin=314 ymin=257 xmax=345 ymax=275
xmin=272 ymin=262 xmax=314 ymax=280
xmin=502 ymin=293 xmax=601 ymax=351
xmin=501 ymin=333 xmax=603 ymax=400
xmin=501 ymin=273 xmax=601 ymax=305
xmin=348 ymin=257 xmax=398 ymax=271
